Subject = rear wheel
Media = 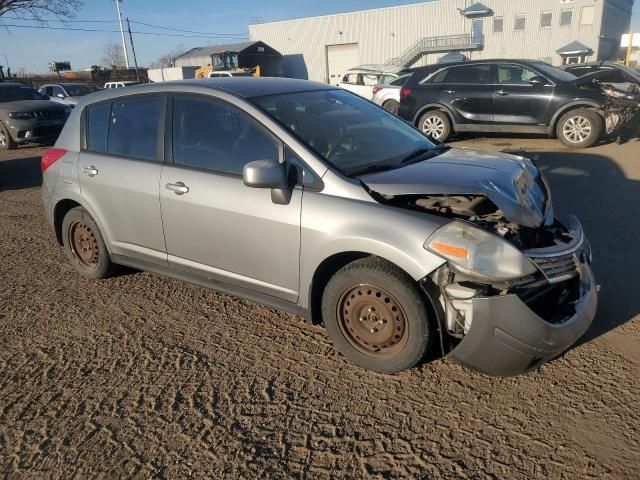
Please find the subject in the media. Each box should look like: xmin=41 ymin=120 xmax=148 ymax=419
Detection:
xmin=62 ymin=206 xmax=116 ymax=279
xmin=557 ymin=109 xmax=603 ymax=149
xmin=0 ymin=123 xmax=16 ymax=150
xmin=382 ymin=99 xmax=399 ymax=114
xmin=418 ymin=110 xmax=451 ymax=142
xmin=321 ymin=257 xmax=433 ymax=373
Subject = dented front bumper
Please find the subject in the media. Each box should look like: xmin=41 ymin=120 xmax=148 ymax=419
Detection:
xmin=446 ymin=261 xmax=597 ymax=377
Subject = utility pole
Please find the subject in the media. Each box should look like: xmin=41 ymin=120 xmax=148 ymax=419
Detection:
xmin=115 ymin=0 xmax=130 ymax=69
xmin=126 ymin=18 xmax=140 ymax=82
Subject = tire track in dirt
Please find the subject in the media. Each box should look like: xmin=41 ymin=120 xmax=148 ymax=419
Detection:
xmin=1 ymin=153 xmax=639 ymax=478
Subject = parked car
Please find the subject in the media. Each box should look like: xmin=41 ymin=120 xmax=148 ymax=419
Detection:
xmin=42 ymin=78 xmax=597 ymax=377
xmin=38 ymin=83 xmax=99 ymax=107
xmin=337 ymin=65 xmax=404 ymax=100
xmin=371 ymin=74 xmax=411 ymax=113
xmin=561 ymin=62 xmax=640 ymax=91
xmin=103 ymin=81 xmax=140 ymax=89
xmin=398 ymin=59 xmax=638 ymax=148
xmin=208 ymin=70 xmax=255 ymax=78
xmin=0 ymin=82 xmax=71 ymax=150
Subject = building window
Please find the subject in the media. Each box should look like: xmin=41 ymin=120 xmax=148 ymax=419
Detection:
xmin=581 ymin=6 xmax=594 ymax=25
xmin=540 ymin=11 xmax=552 ymax=28
xmin=562 ymin=55 xmax=587 ymax=65
xmin=560 ymin=9 xmax=573 ymax=26
xmin=515 ymin=14 xmax=526 ymax=31
xmin=493 ymin=16 xmax=504 ymax=33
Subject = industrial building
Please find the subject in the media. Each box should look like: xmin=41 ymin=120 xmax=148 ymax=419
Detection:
xmin=249 ymin=0 xmax=633 ymax=83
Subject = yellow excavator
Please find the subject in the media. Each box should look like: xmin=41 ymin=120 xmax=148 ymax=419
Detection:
xmin=195 ymin=51 xmax=261 ymax=78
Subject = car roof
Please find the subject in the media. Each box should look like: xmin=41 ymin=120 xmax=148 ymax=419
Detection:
xmin=88 ymin=78 xmax=334 ymax=103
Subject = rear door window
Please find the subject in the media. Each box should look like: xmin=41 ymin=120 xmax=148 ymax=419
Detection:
xmin=107 ymin=96 xmax=163 ymax=160
xmin=429 ymin=65 xmax=492 ymax=84
xmin=86 ymin=102 xmax=111 ymax=153
xmin=172 ymin=95 xmax=280 ymax=175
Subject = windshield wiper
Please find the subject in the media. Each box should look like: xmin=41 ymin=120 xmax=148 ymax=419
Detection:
xmin=400 ymin=144 xmax=450 ymax=164
xmin=346 ymin=163 xmax=396 ymax=176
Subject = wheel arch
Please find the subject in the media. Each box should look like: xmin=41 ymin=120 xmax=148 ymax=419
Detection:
xmin=306 ymin=249 xmax=444 ymax=326
xmin=548 ymin=100 xmax=603 ymax=136
xmin=412 ymin=103 xmax=456 ymax=127
xmin=52 ymin=196 xmax=111 ymax=253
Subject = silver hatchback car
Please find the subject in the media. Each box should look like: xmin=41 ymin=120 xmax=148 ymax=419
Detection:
xmin=41 ymin=78 xmax=597 ymax=376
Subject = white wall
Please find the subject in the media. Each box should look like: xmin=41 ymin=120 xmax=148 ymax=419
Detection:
xmin=250 ymin=0 xmax=631 ymax=82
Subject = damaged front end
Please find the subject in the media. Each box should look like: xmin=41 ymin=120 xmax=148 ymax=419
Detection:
xmin=361 ymin=152 xmax=598 ymax=376
xmin=600 ymin=84 xmax=640 ymax=134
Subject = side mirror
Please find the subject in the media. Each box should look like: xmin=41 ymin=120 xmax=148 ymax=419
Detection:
xmin=57 ymin=93 xmax=66 ymax=98
xmin=243 ymin=159 xmax=288 ymax=189
xmin=528 ymin=76 xmax=546 ymax=86
xmin=243 ymin=159 xmax=295 ymax=205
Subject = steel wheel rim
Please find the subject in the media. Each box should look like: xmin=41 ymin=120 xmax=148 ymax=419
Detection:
xmin=68 ymin=220 xmax=99 ymax=268
xmin=336 ymin=284 xmax=408 ymax=358
xmin=422 ymin=115 xmax=445 ymax=139
xmin=562 ymin=115 xmax=592 ymax=144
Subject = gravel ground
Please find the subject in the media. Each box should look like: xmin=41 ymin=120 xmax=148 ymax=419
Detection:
xmin=1 ymin=129 xmax=639 ymax=479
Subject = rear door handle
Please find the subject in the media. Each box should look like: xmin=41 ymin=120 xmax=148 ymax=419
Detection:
xmin=496 ymin=90 xmax=509 ymax=96
xmin=443 ymin=89 xmax=456 ymax=94
xmin=82 ymin=166 xmax=98 ymax=177
xmin=165 ymin=181 xmax=189 ymax=195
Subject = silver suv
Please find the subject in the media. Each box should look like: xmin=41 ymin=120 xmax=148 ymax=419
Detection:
xmin=41 ymin=78 xmax=597 ymax=376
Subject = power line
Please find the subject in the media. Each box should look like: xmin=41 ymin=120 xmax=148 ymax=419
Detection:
xmin=128 ymin=20 xmax=247 ymax=37
xmin=0 ymin=14 xmax=249 ymax=37
xmin=0 ymin=23 xmax=249 ymax=40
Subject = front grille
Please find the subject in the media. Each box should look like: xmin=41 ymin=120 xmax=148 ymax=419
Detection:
xmin=33 ymin=110 xmax=66 ymax=120
xmin=531 ymin=253 xmax=579 ymax=283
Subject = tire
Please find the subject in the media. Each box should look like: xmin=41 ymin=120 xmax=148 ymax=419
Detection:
xmin=61 ymin=206 xmax=117 ymax=279
xmin=418 ymin=110 xmax=452 ymax=142
xmin=382 ymin=99 xmax=399 ymax=114
xmin=0 ymin=122 xmax=16 ymax=150
xmin=556 ymin=108 xmax=603 ymax=149
xmin=321 ymin=256 xmax=433 ymax=373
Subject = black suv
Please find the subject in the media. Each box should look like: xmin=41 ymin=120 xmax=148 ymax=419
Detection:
xmin=398 ymin=59 xmax=616 ymax=148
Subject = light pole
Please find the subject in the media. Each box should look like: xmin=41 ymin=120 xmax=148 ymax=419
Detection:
xmin=114 ymin=0 xmax=130 ymax=68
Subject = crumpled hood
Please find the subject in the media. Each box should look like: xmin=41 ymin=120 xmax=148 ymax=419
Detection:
xmin=0 ymin=100 xmax=67 ymax=113
xmin=360 ymin=147 xmax=552 ymax=228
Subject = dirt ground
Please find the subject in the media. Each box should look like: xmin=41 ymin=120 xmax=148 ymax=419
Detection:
xmin=1 ymin=128 xmax=640 ymax=479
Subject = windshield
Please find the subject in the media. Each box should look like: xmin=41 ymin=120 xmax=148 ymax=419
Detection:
xmin=251 ymin=89 xmax=437 ymax=176
xmin=64 ymin=84 xmax=98 ymax=96
xmin=530 ymin=62 xmax=577 ymax=82
xmin=0 ymin=85 xmax=48 ymax=102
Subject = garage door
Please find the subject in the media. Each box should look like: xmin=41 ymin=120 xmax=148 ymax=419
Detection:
xmin=326 ymin=43 xmax=359 ymax=85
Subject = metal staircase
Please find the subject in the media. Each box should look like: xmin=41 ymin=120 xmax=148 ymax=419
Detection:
xmin=385 ymin=33 xmax=484 ymax=68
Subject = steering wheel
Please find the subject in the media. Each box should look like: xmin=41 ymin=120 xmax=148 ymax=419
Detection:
xmin=327 ymin=133 xmax=358 ymax=160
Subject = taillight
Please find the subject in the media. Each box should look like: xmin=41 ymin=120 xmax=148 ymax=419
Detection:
xmin=372 ymin=86 xmax=382 ymax=95
xmin=400 ymin=87 xmax=413 ymax=99
xmin=41 ymin=148 xmax=67 ymax=173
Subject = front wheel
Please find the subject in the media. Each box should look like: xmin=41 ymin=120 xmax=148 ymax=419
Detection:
xmin=321 ymin=257 xmax=433 ymax=373
xmin=0 ymin=123 xmax=16 ymax=150
xmin=556 ymin=109 xmax=603 ymax=149
xmin=418 ymin=110 xmax=451 ymax=142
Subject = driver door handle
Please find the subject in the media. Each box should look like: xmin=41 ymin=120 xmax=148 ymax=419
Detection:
xmin=443 ymin=89 xmax=456 ymax=94
xmin=496 ymin=90 xmax=509 ymax=96
xmin=165 ymin=182 xmax=189 ymax=195
xmin=82 ymin=166 xmax=98 ymax=177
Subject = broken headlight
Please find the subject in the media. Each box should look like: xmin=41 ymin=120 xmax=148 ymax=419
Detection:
xmin=425 ymin=220 xmax=538 ymax=281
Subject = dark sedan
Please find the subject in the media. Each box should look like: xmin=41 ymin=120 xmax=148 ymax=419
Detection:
xmin=0 ymin=83 xmax=71 ymax=150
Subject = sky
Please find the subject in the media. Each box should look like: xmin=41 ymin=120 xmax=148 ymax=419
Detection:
xmin=1 ymin=0 xmax=639 ymax=73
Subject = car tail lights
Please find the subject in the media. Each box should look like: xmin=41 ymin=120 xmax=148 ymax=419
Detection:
xmin=41 ymin=148 xmax=67 ymax=173
xmin=400 ymin=87 xmax=412 ymax=99
xmin=372 ymin=86 xmax=382 ymax=96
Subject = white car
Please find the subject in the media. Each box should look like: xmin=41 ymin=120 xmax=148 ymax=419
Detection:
xmin=371 ymin=74 xmax=412 ymax=114
xmin=207 ymin=71 xmax=255 ymax=78
xmin=337 ymin=66 xmax=403 ymax=100
xmin=103 ymin=81 xmax=140 ymax=89
xmin=38 ymin=83 xmax=99 ymax=107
